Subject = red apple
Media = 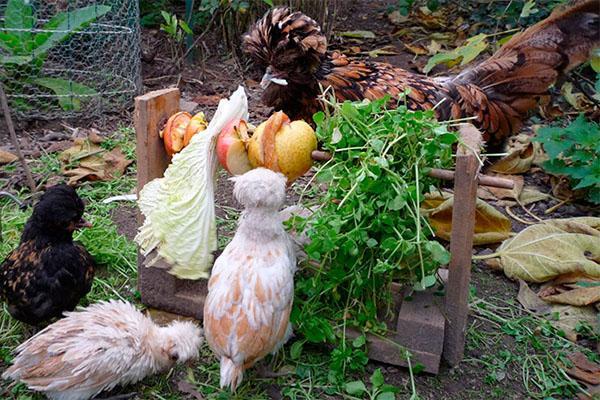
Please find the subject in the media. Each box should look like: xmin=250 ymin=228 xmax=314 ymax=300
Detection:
xmin=216 ymin=119 xmax=253 ymax=175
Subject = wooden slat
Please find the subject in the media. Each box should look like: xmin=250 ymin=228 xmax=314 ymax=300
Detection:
xmin=135 ymin=88 xmax=208 ymax=320
xmin=134 ymin=88 xmax=179 ymax=194
xmin=443 ymin=123 xmax=482 ymax=365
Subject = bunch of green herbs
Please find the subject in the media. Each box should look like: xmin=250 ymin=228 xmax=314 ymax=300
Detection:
xmin=290 ymin=96 xmax=457 ymax=380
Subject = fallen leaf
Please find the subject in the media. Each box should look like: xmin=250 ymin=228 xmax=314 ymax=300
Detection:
xmin=424 ymin=33 xmax=488 ymax=73
xmin=484 ymin=257 xmax=502 ymax=271
xmin=517 ymin=281 xmax=598 ymax=342
xmin=562 ymin=82 xmax=594 ymax=112
xmin=348 ymin=46 xmax=362 ymax=54
xmin=491 ymin=217 xmax=600 ymax=282
xmin=88 ymin=129 xmax=105 ymax=144
xmin=519 ymin=0 xmax=539 ymax=18
xmin=388 ymin=10 xmax=409 ymax=25
xmin=59 ymin=138 xmax=105 ymax=164
xmin=415 ymin=6 xmax=447 ymax=29
xmin=426 ymin=40 xmax=442 ymax=55
xmin=541 ymin=284 xmax=600 ymax=306
xmin=44 ymin=141 xmax=73 ymax=154
xmin=339 ymin=30 xmax=376 ymax=39
xmin=551 ymin=304 xmax=598 ymax=342
xmin=60 ymin=138 xmax=132 ymax=184
xmin=486 ymin=174 xmax=524 ymax=200
xmin=517 ymin=279 xmax=552 ymax=314
xmin=404 ymin=43 xmax=428 ymax=55
xmin=539 ymin=272 xmax=600 ymax=306
xmin=538 ymin=98 xmax=564 ymax=120
xmin=488 ymin=143 xmax=536 ymax=174
xmin=192 ymin=94 xmax=221 ymax=106
xmin=367 ymin=46 xmax=398 ymax=58
xmin=177 ymin=379 xmax=204 ymax=399
xmin=421 ymin=192 xmax=512 ymax=245
xmin=0 ymin=149 xmax=18 ymax=164
xmin=565 ymin=352 xmax=600 ymax=386
xmin=518 ymin=187 xmax=551 ymax=205
xmin=429 ymin=32 xmax=453 ymax=42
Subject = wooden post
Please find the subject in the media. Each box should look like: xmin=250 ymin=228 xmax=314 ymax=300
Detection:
xmin=443 ymin=124 xmax=482 ymax=365
xmin=134 ymin=88 xmax=179 ymax=192
xmin=134 ymin=88 xmax=207 ymax=320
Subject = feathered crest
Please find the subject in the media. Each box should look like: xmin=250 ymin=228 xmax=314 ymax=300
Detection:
xmin=242 ymin=7 xmax=327 ymax=67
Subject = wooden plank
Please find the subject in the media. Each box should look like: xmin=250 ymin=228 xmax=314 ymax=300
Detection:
xmin=134 ymin=88 xmax=179 ymax=193
xmin=442 ymin=123 xmax=482 ymax=366
xmin=134 ymin=88 xmax=208 ymax=320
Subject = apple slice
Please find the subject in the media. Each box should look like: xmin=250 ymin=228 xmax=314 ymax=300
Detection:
xmin=183 ymin=112 xmax=208 ymax=147
xmin=216 ymin=119 xmax=253 ymax=175
xmin=162 ymin=111 xmax=192 ymax=156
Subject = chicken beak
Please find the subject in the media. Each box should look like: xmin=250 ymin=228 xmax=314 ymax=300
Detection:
xmin=75 ymin=218 xmax=92 ymax=229
xmin=260 ymin=68 xmax=288 ymax=89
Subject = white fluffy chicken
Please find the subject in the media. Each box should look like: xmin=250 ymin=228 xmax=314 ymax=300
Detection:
xmin=204 ymin=168 xmax=296 ymax=391
xmin=2 ymin=300 xmax=203 ymax=400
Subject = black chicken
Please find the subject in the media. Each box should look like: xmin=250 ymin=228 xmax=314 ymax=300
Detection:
xmin=0 ymin=185 xmax=95 ymax=325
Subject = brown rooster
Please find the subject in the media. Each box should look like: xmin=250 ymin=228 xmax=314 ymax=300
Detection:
xmin=243 ymin=2 xmax=599 ymax=146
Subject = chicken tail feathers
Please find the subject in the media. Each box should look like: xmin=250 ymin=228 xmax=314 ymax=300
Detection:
xmin=448 ymin=0 xmax=599 ymax=145
xmin=219 ymin=357 xmax=244 ymax=392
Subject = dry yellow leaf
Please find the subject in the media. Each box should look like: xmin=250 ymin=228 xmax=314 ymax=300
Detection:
xmin=0 ymin=149 xmax=18 ymax=164
xmin=492 ymin=217 xmax=600 ymax=283
xmin=541 ymin=285 xmax=600 ymax=306
xmin=60 ymin=138 xmax=132 ymax=184
xmin=487 ymin=174 xmax=524 ymax=200
xmin=517 ymin=280 xmax=598 ymax=342
xmin=426 ymin=40 xmax=442 ymax=55
xmin=404 ymin=43 xmax=428 ymax=55
xmin=489 ymin=142 xmax=535 ymax=174
xmin=421 ymin=192 xmax=512 ymax=245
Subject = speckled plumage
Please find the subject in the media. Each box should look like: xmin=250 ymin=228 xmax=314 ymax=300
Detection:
xmin=244 ymin=2 xmax=599 ymax=146
xmin=2 ymin=300 xmax=203 ymax=400
xmin=203 ymin=168 xmax=296 ymax=391
xmin=0 ymin=185 xmax=95 ymax=325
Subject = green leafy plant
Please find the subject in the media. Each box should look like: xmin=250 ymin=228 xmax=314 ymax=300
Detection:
xmin=345 ymin=368 xmax=400 ymax=399
xmin=160 ymin=11 xmax=193 ymax=44
xmin=396 ymin=0 xmax=416 ymax=16
xmin=534 ymin=114 xmax=600 ymax=204
xmin=0 ymin=0 xmax=111 ymax=111
xmin=290 ymin=95 xmax=456 ymax=379
xmin=159 ymin=11 xmax=193 ymax=67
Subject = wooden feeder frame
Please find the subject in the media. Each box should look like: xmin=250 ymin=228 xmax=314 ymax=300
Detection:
xmin=135 ymin=88 xmax=510 ymax=374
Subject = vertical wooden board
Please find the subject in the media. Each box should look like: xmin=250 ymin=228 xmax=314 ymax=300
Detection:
xmin=443 ymin=124 xmax=482 ymax=366
xmin=135 ymin=88 xmax=207 ymax=320
xmin=134 ymin=88 xmax=179 ymax=193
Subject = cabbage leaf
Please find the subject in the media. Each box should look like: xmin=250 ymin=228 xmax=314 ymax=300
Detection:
xmin=135 ymin=86 xmax=249 ymax=279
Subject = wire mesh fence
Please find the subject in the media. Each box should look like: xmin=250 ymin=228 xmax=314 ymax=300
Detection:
xmin=0 ymin=0 xmax=140 ymax=120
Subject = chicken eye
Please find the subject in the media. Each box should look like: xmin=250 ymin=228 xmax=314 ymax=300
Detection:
xmin=170 ymin=352 xmax=179 ymax=361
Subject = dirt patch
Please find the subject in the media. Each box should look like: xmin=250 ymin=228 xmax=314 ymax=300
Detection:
xmin=110 ymin=205 xmax=139 ymax=242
